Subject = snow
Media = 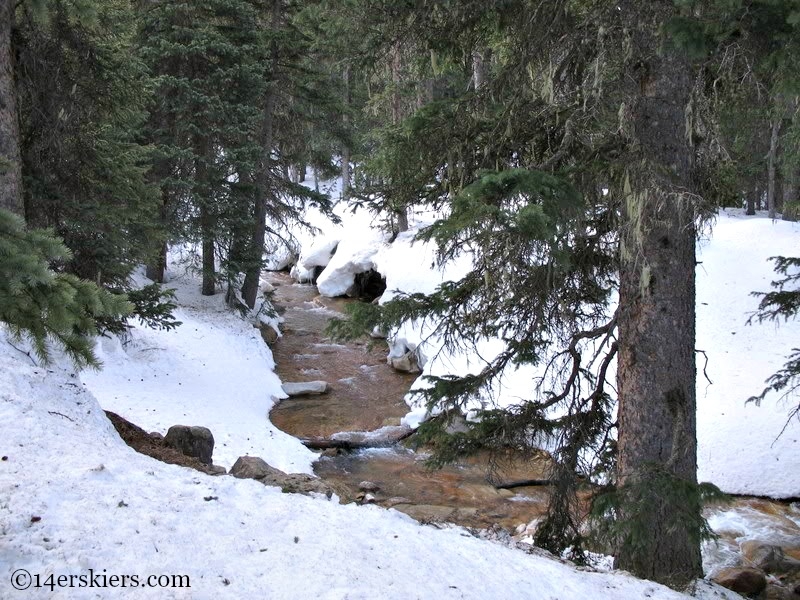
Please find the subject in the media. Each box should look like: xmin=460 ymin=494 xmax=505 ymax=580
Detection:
xmin=305 ymin=205 xmax=800 ymax=498
xmin=696 ymin=210 xmax=800 ymax=497
xmin=0 ymin=328 xmax=708 ymax=599
xmin=80 ymin=266 xmax=315 ymax=475
xmin=2 ymin=191 xmax=798 ymax=597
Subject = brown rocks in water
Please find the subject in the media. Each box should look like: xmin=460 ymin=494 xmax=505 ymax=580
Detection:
xmin=713 ymin=567 xmax=767 ymax=596
xmin=282 ymin=381 xmax=329 ymax=396
xmin=742 ymin=541 xmax=800 ymax=575
xmin=231 ymin=456 xmax=341 ymax=500
xmin=258 ymin=324 xmax=279 ymax=345
xmin=164 ymin=425 xmax=215 ymax=465
xmin=359 ymin=481 xmax=380 ymax=493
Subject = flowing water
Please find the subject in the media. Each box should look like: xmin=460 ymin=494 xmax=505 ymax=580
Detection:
xmin=265 ymin=271 xmax=800 ymax=570
xmin=266 ymin=271 xmax=552 ymax=531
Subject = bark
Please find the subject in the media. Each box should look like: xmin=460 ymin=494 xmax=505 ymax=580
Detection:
xmin=782 ymin=168 xmax=798 ymax=222
xmin=390 ymin=42 xmax=408 ymax=233
xmin=341 ymin=65 xmax=351 ymax=201
xmin=241 ymin=0 xmax=282 ymax=310
xmin=471 ymin=48 xmax=490 ymax=90
xmin=146 ymin=186 xmax=169 ymax=283
xmin=194 ymin=137 xmax=215 ymax=296
xmin=767 ymin=114 xmax=781 ymax=219
xmin=0 ymin=0 xmax=23 ymax=217
xmin=615 ymin=0 xmax=702 ymax=586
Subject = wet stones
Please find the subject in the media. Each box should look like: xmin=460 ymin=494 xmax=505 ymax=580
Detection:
xmin=282 ymin=381 xmax=329 ymax=396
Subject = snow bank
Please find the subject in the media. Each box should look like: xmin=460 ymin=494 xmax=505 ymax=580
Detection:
xmin=696 ymin=210 xmax=800 ymax=497
xmin=299 ymin=204 xmax=800 ymax=498
xmin=80 ymin=266 xmax=315 ymax=474
xmin=0 ymin=329 xmax=707 ymax=599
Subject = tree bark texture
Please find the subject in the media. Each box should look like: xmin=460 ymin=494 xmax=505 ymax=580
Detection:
xmin=241 ymin=0 xmax=282 ymax=310
xmin=767 ymin=114 xmax=781 ymax=219
xmin=193 ymin=136 xmax=215 ymax=296
xmin=615 ymin=0 xmax=702 ymax=586
xmin=0 ymin=0 xmax=23 ymax=217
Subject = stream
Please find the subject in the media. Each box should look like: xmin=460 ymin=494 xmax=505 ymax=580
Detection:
xmin=265 ymin=272 xmax=800 ymax=571
xmin=266 ymin=271 xmax=554 ymax=532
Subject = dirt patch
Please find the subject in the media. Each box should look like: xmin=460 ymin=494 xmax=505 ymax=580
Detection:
xmin=105 ymin=410 xmax=223 ymax=476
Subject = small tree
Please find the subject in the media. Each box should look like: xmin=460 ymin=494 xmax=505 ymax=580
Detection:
xmin=749 ymin=256 xmax=800 ymax=428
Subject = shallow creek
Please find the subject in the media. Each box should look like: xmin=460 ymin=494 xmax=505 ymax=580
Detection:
xmin=266 ymin=272 xmax=800 ymax=567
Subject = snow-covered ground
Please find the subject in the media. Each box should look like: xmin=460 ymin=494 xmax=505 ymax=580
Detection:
xmin=304 ymin=205 xmax=800 ymax=498
xmin=81 ymin=263 xmax=315 ymax=475
xmin=0 ymin=314 xmax=731 ymax=599
xmin=1 ymin=197 xmax=797 ymax=598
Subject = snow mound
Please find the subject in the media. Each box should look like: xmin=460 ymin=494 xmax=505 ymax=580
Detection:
xmin=0 ymin=329 xmax=701 ymax=599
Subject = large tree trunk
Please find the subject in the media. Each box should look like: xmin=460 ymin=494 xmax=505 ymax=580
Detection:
xmin=0 ymin=0 xmax=23 ymax=217
xmin=615 ymin=0 xmax=702 ymax=587
xmin=341 ymin=65 xmax=351 ymax=202
xmin=241 ymin=0 xmax=281 ymax=310
xmin=193 ymin=137 xmax=215 ymax=296
xmin=390 ymin=42 xmax=408 ymax=233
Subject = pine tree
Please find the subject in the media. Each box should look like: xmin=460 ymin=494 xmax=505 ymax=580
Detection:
xmin=15 ymin=0 xmax=160 ymax=287
xmin=0 ymin=208 xmax=131 ymax=368
xmin=328 ymin=0 xmax=723 ymax=586
xmin=0 ymin=0 xmax=22 ymax=217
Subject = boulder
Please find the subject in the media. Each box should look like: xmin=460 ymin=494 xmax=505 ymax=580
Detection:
xmin=258 ymin=324 xmax=279 ymax=345
xmin=742 ymin=541 xmax=800 ymax=575
xmin=359 ymin=481 xmax=380 ymax=492
xmin=164 ymin=425 xmax=214 ymax=465
xmin=713 ymin=566 xmax=767 ymax=596
xmin=230 ymin=456 xmax=284 ymax=480
xmin=387 ymin=351 xmax=421 ymax=373
xmin=282 ymin=381 xmax=329 ymax=396
xmin=231 ymin=456 xmax=342 ymax=500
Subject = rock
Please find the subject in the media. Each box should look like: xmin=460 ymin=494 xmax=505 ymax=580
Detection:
xmin=207 ymin=465 xmax=227 ymax=475
xmin=231 ymin=456 xmax=343 ymax=500
xmin=258 ymin=324 xmax=279 ymax=345
xmin=164 ymin=425 xmax=214 ymax=465
xmin=359 ymin=481 xmax=380 ymax=492
xmin=230 ymin=456 xmax=285 ymax=480
xmin=370 ymin=326 xmax=387 ymax=339
xmin=444 ymin=415 xmax=470 ymax=435
xmin=282 ymin=381 xmax=329 ymax=396
xmin=742 ymin=541 xmax=800 ymax=576
xmin=713 ymin=567 xmax=767 ymax=596
xmin=320 ymin=448 xmax=340 ymax=458
xmin=387 ymin=351 xmax=421 ymax=373
xmin=361 ymin=493 xmax=376 ymax=504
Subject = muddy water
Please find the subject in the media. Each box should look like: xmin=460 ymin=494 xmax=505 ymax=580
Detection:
xmin=268 ymin=272 xmax=415 ymax=437
xmin=266 ymin=272 xmax=551 ymax=531
xmin=266 ymin=272 xmax=800 ymax=568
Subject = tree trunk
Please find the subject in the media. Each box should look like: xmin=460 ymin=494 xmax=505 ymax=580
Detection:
xmin=341 ymin=65 xmax=351 ymax=202
xmin=390 ymin=42 xmax=408 ymax=233
xmin=194 ymin=138 xmax=215 ymax=296
xmin=146 ymin=187 xmax=169 ymax=283
xmin=782 ymin=168 xmax=798 ymax=222
xmin=241 ymin=0 xmax=281 ymax=310
xmin=0 ymin=0 xmax=23 ymax=217
xmin=472 ymin=48 xmax=490 ymax=90
xmin=767 ymin=114 xmax=781 ymax=219
xmin=615 ymin=0 xmax=702 ymax=587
